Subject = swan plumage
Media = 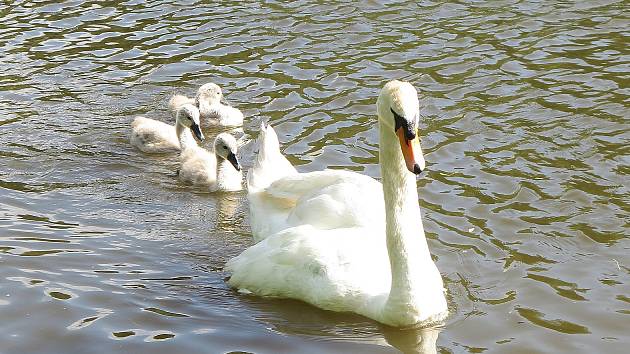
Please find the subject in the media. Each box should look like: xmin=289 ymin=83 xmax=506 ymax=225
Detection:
xmin=179 ymin=131 xmax=243 ymax=192
xmin=130 ymin=103 xmax=203 ymax=153
xmin=226 ymin=81 xmax=448 ymax=327
xmin=246 ymin=122 xmax=297 ymax=193
xmin=169 ymin=83 xmax=244 ymax=127
xmin=168 ymin=94 xmax=194 ymax=112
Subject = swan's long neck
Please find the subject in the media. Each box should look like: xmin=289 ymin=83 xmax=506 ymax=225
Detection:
xmin=176 ymin=123 xmax=195 ymax=151
xmin=378 ymin=119 xmax=445 ymax=323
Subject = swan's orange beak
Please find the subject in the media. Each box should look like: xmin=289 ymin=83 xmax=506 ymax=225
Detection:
xmin=396 ymin=128 xmax=425 ymax=175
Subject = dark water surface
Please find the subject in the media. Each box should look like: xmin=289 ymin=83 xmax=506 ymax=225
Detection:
xmin=1 ymin=1 xmax=628 ymax=353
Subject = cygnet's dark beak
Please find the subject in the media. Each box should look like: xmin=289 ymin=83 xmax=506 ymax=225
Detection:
xmin=190 ymin=122 xmax=205 ymax=142
xmin=227 ymin=151 xmax=241 ymax=171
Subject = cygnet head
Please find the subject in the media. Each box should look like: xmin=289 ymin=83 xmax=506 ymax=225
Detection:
xmin=195 ymin=83 xmax=223 ymax=107
xmin=214 ymin=133 xmax=241 ymax=171
xmin=176 ymin=104 xmax=204 ymax=142
xmin=376 ymin=80 xmax=425 ymax=175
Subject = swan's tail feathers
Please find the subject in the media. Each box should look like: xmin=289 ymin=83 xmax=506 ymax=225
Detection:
xmin=131 ymin=116 xmax=156 ymax=131
xmin=247 ymin=123 xmax=297 ymax=193
xmin=168 ymin=94 xmax=194 ymax=114
xmin=131 ymin=116 xmax=147 ymax=129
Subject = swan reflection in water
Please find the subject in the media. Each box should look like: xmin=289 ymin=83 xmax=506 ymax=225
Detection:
xmin=214 ymin=192 xmax=243 ymax=232
xmin=235 ymin=289 xmax=443 ymax=354
xmin=381 ymin=325 xmax=441 ymax=354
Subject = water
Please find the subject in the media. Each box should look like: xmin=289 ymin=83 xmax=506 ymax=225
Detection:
xmin=1 ymin=1 xmax=628 ymax=353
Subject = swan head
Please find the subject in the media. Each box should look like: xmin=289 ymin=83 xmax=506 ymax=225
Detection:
xmin=195 ymin=83 xmax=223 ymax=106
xmin=377 ymin=80 xmax=425 ymax=175
xmin=176 ymin=104 xmax=204 ymax=142
xmin=214 ymin=133 xmax=241 ymax=171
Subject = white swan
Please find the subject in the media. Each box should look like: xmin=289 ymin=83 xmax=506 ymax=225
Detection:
xmin=179 ymin=132 xmax=243 ymax=192
xmin=226 ymin=80 xmax=448 ymax=327
xmin=169 ymin=83 xmax=244 ymax=127
xmin=130 ymin=104 xmax=202 ymax=154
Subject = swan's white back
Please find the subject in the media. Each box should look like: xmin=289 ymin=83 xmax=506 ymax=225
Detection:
xmin=203 ymin=105 xmax=244 ymax=127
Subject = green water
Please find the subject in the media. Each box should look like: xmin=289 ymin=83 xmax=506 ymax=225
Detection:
xmin=0 ymin=1 xmax=628 ymax=353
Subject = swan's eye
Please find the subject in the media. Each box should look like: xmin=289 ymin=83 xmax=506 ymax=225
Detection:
xmin=222 ymin=144 xmax=228 ymax=149
xmin=391 ymin=108 xmax=405 ymax=130
xmin=390 ymin=107 xmax=404 ymax=122
xmin=391 ymin=107 xmax=415 ymax=140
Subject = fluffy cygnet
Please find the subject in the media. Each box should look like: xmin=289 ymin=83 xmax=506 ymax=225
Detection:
xmin=169 ymin=83 xmax=244 ymax=127
xmin=130 ymin=104 xmax=203 ymax=153
xmin=179 ymin=132 xmax=243 ymax=192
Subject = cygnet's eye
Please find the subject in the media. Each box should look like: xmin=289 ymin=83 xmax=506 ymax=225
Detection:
xmin=222 ymin=144 xmax=228 ymax=149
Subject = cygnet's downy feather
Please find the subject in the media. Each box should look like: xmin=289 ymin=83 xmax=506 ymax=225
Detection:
xmin=179 ymin=132 xmax=243 ymax=192
xmin=129 ymin=107 xmax=195 ymax=154
xmin=169 ymin=83 xmax=244 ymax=127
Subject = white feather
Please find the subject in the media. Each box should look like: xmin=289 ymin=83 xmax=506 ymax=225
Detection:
xmin=168 ymin=83 xmax=244 ymax=127
xmin=129 ymin=116 xmax=180 ymax=153
xmin=179 ymin=133 xmax=243 ymax=192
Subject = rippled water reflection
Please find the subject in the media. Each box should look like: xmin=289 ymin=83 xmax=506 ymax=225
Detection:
xmin=1 ymin=1 xmax=628 ymax=353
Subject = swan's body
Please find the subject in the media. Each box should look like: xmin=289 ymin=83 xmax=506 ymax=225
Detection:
xmin=226 ymin=81 xmax=448 ymax=327
xmin=168 ymin=94 xmax=195 ymax=112
xmin=179 ymin=132 xmax=243 ymax=192
xmin=169 ymin=83 xmax=244 ymax=127
xmin=130 ymin=103 xmax=205 ymax=154
xmin=130 ymin=116 xmax=180 ymax=153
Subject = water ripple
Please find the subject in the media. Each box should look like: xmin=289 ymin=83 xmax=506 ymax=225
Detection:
xmin=0 ymin=1 xmax=628 ymax=353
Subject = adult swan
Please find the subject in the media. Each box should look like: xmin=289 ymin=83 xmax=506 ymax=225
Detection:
xmin=226 ymin=81 xmax=448 ymax=327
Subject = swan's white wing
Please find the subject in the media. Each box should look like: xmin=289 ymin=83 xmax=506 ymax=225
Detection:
xmin=265 ymin=170 xmax=376 ymax=200
xmin=246 ymin=123 xmax=384 ymax=238
xmin=250 ymin=169 xmax=385 ymax=241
